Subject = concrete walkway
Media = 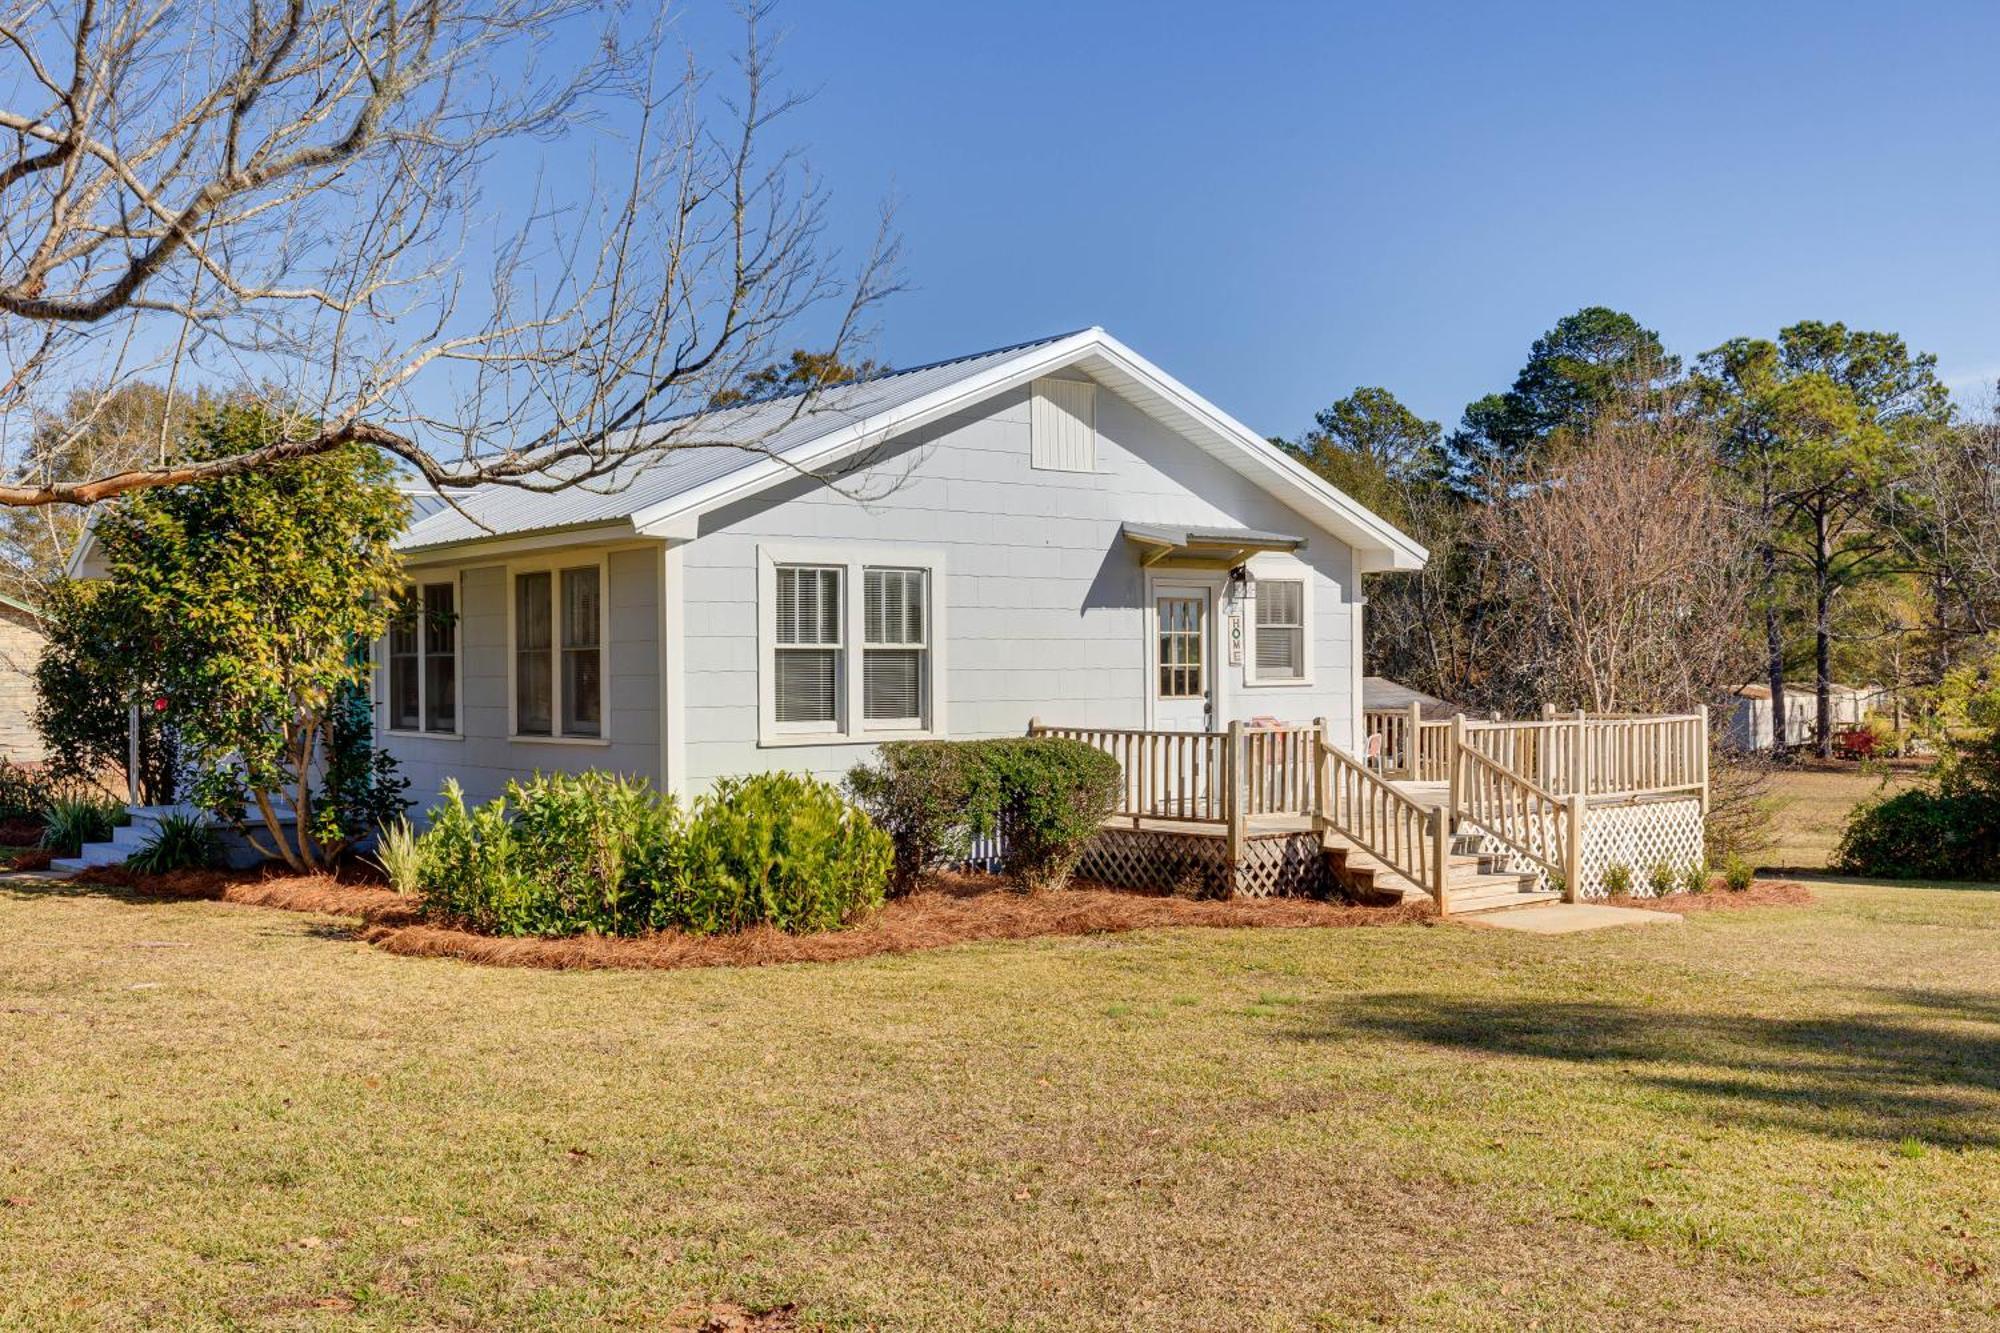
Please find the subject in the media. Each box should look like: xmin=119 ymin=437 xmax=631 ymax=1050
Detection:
xmin=1464 ymin=902 xmax=1682 ymax=934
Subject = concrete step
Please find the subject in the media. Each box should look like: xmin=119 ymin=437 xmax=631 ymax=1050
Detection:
xmin=1448 ymin=886 xmax=1562 ymax=916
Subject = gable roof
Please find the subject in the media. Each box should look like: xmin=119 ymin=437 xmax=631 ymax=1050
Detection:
xmin=396 ymin=327 xmax=1426 ymax=572
xmin=71 ymin=328 xmax=1428 ymax=577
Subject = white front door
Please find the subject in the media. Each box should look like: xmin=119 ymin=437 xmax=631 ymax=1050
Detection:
xmin=1152 ymin=580 xmax=1216 ymax=731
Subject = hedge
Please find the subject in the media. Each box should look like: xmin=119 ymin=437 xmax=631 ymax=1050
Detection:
xmin=847 ymin=737 xmax=1121 ymax=892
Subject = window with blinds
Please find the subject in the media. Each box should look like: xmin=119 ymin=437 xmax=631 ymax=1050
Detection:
xmin=1254 ymin=578 xmax=1305 ymax=680
xmin=775 ymin=565 xmax=842 ymax=725
xmin=387 ymin=582 xmax=457 ymax=733
xmin=863 ymin=567 xmax=927 ymax=725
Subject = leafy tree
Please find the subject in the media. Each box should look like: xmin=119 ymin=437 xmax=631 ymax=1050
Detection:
xmin=1698 ymin=323 xmax=1950 ymax=755
xmin=0 ymin=383 xmax=196 ymax=601
xmin=1443 ymin=306 xmax=1681 ymax=488
xmin=31 ymin=577 xmax=177 ymax=803
xmin=709 ymin=349 xmax=889 ymax=407
xmin=1283 ymin=386 xmax=1441 ymax=528
xmin=83 ymin=402 xmax=411 ymax=868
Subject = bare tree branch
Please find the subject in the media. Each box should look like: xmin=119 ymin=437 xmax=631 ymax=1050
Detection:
xmin=0 ymin=0 xmax=899 ymax=512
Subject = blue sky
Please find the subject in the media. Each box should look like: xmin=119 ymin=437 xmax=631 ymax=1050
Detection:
xmin=667 ymin=1 xmax=2000 ymax=438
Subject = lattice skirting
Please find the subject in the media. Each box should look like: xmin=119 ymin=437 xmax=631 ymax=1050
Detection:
xmin=1465 ymin=796 xmax=1705 ymax=898
xmin=1076 ymin=827 xmax=1331 ymax=899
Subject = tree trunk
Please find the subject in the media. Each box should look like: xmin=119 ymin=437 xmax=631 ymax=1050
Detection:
xmin=1815 ymin=512 xmax=1834 ymax=760
xmin=1763 ymin=542 xmax=1788 ymax=753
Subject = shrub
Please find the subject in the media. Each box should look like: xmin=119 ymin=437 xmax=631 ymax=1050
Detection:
xmin=1645 ymin=861 xmax=1675 ymax=899
xmin=670 ymin=773 xmax=889 ymax=934
xmin=0 ymin=761 xmax=56 ymax=824
xmin=125 ymin=813 xmax=222 ymax=874
xmin=1722 ymin=854 xmax=1755 ymax=892
xmin=1601 ymin=862 xmax=1633 ymax=897
xmin=39 ymin=793 xmax=125 ymax=855
xmin=1680 ymin=862 xmax=1711 ymax=896
xmin=413 ymin=771 xmax=886 ymax=938
xmin=1834 ymin=786 xmax=2000 ymax=881
xmin=844 ymin=741 xmax=976 ymax=893
xmin=373 ymin=817 xmax=426 ymax=895
xmin=848 ymin=737 xmax=1121 ymax=892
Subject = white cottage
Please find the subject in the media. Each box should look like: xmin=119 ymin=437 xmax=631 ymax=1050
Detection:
xmin=376 ymin=328 xmax=1426 ymax=807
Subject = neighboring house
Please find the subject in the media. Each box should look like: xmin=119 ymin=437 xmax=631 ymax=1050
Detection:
xmin=1362 ymin=675 xmax=1458 ymax=721
xmin=0 ymin=594 xmax=45 ymax=764
xmin=1725 ymin=682 xmax=1876 ymax=752
xmin=370 ymin=328 xmax=1425 ymax=808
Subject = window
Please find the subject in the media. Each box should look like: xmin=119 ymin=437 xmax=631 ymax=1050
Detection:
xmin=1157 ymin=595 xmax=1205 ymax=699
xmin=386 ymin=581 xmax=457 ymax=733
xmin=775 ymin=565 xmax=842 ymax=727
xmin=863 ymin=568 xmax=928 ymax=724
xmin=513 ymin=564 xmax=605 ymax=739
xmin=1254 ymin=578 xmax=1305 ymax=681
xmin=561 ymin=567 xmax=602 ymax=736
xmin=760 ymin=546 xmax=946 ymax=745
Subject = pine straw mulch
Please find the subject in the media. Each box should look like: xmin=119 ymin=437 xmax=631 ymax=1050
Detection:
xmin=1607 ymin=879 xmax=1815 ymax=914
xmin=63 ymin=864 xmax=1431 ymax=972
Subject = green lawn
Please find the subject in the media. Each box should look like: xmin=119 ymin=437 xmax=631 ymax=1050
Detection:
xmin=2 ymin=878 xmax=1998 ymax=1330
xmin=1758 ymin=764 xmax=1923 ymax=869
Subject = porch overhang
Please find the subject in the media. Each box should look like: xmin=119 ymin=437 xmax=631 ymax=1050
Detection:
xmin=1120 ymin=521 xmax=1306 ymax=569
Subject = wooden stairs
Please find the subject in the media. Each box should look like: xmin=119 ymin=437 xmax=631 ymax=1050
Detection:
xmin=1322 ymin=830 xmax=1558 ymax=917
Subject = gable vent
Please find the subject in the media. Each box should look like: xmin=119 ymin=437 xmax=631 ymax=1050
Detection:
xmin=1030 ymin=377 xmax=1097 ymax=472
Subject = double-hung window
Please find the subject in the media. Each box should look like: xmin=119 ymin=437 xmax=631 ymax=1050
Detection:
xmin=763 ymin=547 xmax=944 ymax=743
xmin=513 ymin=564 xmax=605 ymax=738
xmin=1252 ymin=577 xmax=1307 ymax=683
xmin=387 ymin=581 xmax=458 ymax=733
xmin=774 ymin=565 xmax=843 ymax=728
xmin=863 ymin=568 xmax=928 ymax=725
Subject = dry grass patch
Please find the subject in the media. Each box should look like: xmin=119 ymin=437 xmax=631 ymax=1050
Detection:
xmin=1757 ymin=762 xmax=1926 ymax=869
xmin=3 ymin=871 xmax=1996 ymax=1328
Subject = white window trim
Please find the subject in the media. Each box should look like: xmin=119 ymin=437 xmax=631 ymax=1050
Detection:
xmin=505 ymin=553 xmax=614 ymax=746
xmin=1246 ymin=556 xmax=1316 ymax=688
xmin=757 ymin=543 xmax=949 ymax=747
xmin=380 ymin=574 xmax=463 ymax=738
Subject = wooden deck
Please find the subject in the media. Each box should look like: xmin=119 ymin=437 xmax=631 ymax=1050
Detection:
xmin=1040 ymin=710 xmax=1710 ymax=915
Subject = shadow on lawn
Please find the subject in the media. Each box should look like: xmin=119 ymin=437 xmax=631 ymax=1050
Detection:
xmin=1285 ymin=990 xmax=2000 ymax=1148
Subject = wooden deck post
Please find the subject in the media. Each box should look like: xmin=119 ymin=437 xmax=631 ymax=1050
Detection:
xmin=1225 ymin=720 xmax=1246 ymax=889
xmin=1563 ymin=792 xmax=1584 ymax=903
xmin=1446 ymin=711 xmax=1465 ymax=832
xmin=1312 ymin=716 xmax=1331 ymax=833
xmin=1431 ymin=809 xmax=1450 ymax=917
xmin=1572 ymin=707 xmax=1588 ymax=797
xmin=1696 ymin=703 xmax=1711 ymax=814
xmin=1405 ymin=700 xmax=1422 ymax=778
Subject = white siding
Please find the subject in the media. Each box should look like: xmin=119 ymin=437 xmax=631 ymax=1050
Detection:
xmin=1030 ymin=377 xmax=1097 ymax=472
xmin=679 ymin=378 xmax=1362 ymax=788
xmin=378 ymin=545 xmax=662 ymax=812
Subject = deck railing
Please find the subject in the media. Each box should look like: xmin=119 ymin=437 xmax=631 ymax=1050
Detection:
xmin=1452 ymin=743 xmax=1577 ymax=891
xmin=1025 ymin=724 xmax=1232 ymax=824
xmin=1364 ymin=706 xmax=1708 ymax=805
xmin=1039 ymin=703 xmax=1709 ymax=914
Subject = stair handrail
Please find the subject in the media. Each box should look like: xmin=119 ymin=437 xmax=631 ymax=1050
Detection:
xmin=1316 ymin=740 xmax=1450 ymax=915
xmin=1452 ymin=741 xmax=1582 ymax=900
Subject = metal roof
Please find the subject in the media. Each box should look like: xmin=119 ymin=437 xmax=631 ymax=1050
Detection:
xmin=395 ymin=331 xmax=1084 ymax=553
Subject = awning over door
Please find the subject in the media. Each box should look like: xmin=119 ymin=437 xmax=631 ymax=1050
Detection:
xmin=1120 ymin=521 xmax=1306 ymax=568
